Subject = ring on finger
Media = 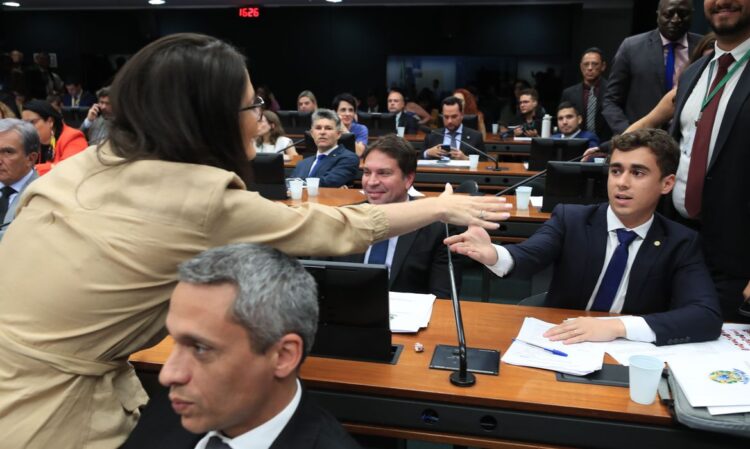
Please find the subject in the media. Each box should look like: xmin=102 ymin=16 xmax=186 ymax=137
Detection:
xmin=479 ymin=210 xmax=485 ymax=220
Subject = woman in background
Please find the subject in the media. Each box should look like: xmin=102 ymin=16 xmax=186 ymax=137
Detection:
xmin=332 ymin=92 xmax=368 ymax=156
xmin=21 ymin=99 xmax=87 ymax=175
xmin=255 ymin=110 xmax=298 ymax=157
xmin=453 ymin=88 xmax=487 ymax=139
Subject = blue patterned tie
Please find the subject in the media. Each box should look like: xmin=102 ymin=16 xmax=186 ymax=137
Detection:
xmin=664 ymin=42 xmax=675 ymax=91
xmin=308 ymin=154 xmax=327 ymax=177
xmin=591 ymin=229 xmax=638 ymax=312
xmin=368 ymin=240 xmax=389 ymax=265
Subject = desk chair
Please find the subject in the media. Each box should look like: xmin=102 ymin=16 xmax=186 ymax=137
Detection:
xmin=518 ymin=292 xmax=548 ymax=307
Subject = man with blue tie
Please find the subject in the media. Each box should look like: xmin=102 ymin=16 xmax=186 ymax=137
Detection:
xmin=422 ymin=96 xmax=484 ymax=160
xmin=0 ymin=118 xmax=39 ymax=241
xmin=290 ymin=109 xmax=359 ymax=188
xmin=445 ymin=129 xmax=722 ymax=346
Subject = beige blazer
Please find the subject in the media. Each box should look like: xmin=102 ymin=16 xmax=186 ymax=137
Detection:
xmin=0 ymin=144 xmax=387 ymax=449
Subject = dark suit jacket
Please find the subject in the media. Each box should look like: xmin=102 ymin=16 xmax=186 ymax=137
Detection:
xmin=397 ymin=111 xmax=419 ymax=134
xmin=603 ymin=29 xmax=703 ymax=134
xmin=560 ymin=78 xmax=612 ymax=141
xmin=62 ymin=91 xmax=97 ymax=108
xmin=670 ymin=52 xmax=750 ymax=281
xmin=290 ymin=145 xmax=360 ymax=188
xmin=505 ymin=203 xmax=722 ymax=346
xmin=120 ymin=387 xmax=361 ymax=449
xmin=332 ymin=220 xmax=457 ymax=298
xmin=422 ymin=126 xmax=484 ymax=159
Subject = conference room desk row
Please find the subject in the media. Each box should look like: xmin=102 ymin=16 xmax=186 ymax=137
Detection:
xmin=130 ymin=301 xmax=743 ymax=449
xmin=283 ymin=157 xmax=538 ymax=193
xmin=279 ymin=188 xmax=549 ymax=244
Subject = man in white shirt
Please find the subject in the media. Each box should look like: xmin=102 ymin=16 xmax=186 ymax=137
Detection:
xmin=0 ymin=118 xmax=39 ymax=240
xmin=123 ymin=243 xmax=361 ymax=449
xmin=445 ymin=129 xmax=722 ymax=346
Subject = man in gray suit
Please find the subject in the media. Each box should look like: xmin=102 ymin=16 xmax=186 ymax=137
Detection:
xmin=560 ymin=47 xmax=612 ymax=141
xmin=0 ymin=118 xmax=39 ymax=240
xmin=603 ymin=0 xmax=702 ymax=134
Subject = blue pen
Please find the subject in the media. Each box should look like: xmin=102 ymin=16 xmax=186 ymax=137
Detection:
xmin=512 ymin=338 xmax=568 ymax=357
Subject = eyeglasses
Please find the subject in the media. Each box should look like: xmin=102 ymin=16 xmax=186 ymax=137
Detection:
xmin=239 ymin=96 xmax=265 ymax=119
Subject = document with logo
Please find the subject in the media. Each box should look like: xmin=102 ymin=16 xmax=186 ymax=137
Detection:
xmin=668 ymin=353 xmax=750 ymax=408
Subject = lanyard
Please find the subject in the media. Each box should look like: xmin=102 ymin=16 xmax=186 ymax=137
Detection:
xmin=701 ymin=48 xmax=750 ymax=111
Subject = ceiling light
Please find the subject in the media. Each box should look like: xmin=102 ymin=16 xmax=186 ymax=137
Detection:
xmin=2 ymin=2 xmax=21 ymax=7
xmin=326 ymin=0 xmax=343 ymax=3
xmin=148 ymin=0 xmax=166 ymax=5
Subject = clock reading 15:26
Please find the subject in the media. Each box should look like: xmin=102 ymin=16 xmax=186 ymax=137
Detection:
xmin=238 ymin=7 xmax=260 ymax=18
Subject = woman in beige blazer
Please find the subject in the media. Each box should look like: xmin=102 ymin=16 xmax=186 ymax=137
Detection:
xmin=0 ymin=34 xmax=511 ymax=449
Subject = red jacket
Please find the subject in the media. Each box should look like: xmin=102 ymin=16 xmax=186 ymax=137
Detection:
xmin=36 ymin=124 xmax=88 ymax=175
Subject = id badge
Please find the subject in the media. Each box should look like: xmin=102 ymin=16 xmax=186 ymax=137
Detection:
xmin=681 ymin=127 xmax=696 ymax=157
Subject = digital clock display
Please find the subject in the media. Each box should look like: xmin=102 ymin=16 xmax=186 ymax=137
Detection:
xmin=238 ymin=7 xmax=260 ymax=19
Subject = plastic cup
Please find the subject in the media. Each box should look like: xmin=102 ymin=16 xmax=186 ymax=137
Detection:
xmin=397 ymin=126 xmax=406 ymax=137
xmin=628 ymin=355 xmax=664 ymax=405
xmin=306 ymin=177 xmax=320 ymax=196
xmin=516 ymin=186 xmax=532 ymax=210
xmin=492 ymin=123 xmax=499 ymax=135
xmin=468 ymin=154 xmax=480 ymax=169
xmin=289 ymin=179 xmax=304 ymax=200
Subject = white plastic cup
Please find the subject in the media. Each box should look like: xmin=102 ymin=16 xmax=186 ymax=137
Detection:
xmin=516 ymin=186 xmax=532 ymax=210
xmin=628 ymin=355 xmax=664 ymax=405
xmin=306 ymin=177 xmax=320 ymax=196
xmin=594 ymin=157 xmax=606 ymax=164
xmin=468 ymin=154 xmax=480 ymax=169
xmin=397 ymin=126 xmax=406 ymax=137
xmin=289 ymin=179 xmax=304 ymax=200
xmin=492 ymin=123 xmax=499 ymax=135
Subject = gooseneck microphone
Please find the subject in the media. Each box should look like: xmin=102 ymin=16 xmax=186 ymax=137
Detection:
xmin=275 ymin=138 xmax=306 ymax=154
xmin=420 ymin=126 xmax=506 ymax=172
xmin=495 ymin=154 xmax=586 ymax=197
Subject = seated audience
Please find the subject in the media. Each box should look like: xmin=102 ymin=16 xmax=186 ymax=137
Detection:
xmin=80 ymin=86 xmax=112 ymax=145
xmin=62 ymin=79 xmax=96 ymax=108
xmin=509 ymin=88 xmax=543 ymax=137
xmin=46 ymin=94 xmax=62 ymax=113
xmin=333 ymin=135 xmax=458 ymax=297
xmin=387 ymin=88 xmax=419 ymax=134
xmin=290 ymin=108 xmax=359 ymax=187
xmin=446 ymin=129 xmax=722 ymax=346
xmin=551 ymin=102 xmax=599 ymax=148
xmin=22 ymin=99 xmax=87 ymax=175
xmin=332 ymin=93 xmax=368 ymax=156
xmin=498 ymin=79 xmax=531 ymax=127
xmin=121 ymin=243 xmax=362 ymax=449
xmin=423 ymin=96 xmax=484 ymax=160
xmin=255 ymin=110 xmax=298 ymax=157
xmin=453 ymin=88 xmax=487 ymax=139
xmin=0 ymin=118 xmax=39 ymax=240
xmin=297 ymin=90 xmax=317 ymax=113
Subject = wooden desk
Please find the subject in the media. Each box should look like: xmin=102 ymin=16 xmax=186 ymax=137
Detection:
xmin=279 ymin=187 xmax=366 ymax=207
xmin=130 ymin=301 xmax=738 ymax=449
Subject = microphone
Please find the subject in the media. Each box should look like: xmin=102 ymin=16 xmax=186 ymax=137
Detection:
xmin=420 ymin=126 xmax=506 ymax=172
xmin=495 ymin=154 xmax=586 ymax=197
xmin=275 ymin=138 xmax=305 ymax=154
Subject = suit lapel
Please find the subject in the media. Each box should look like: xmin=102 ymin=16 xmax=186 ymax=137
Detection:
xmin=581 ymin=206 xmax=609 ymax=307
xmin=625 ymin=215 xmax=666 ymax=305
xmin=389 ymin=230 xmax=418 ymax=289
xmin=649 ymin=30 xmax=666 ymax=87
xmin=709 ymin=61 xmax=750 ymax=170
xmin=315 ymin=146 xmax=341 ymax=174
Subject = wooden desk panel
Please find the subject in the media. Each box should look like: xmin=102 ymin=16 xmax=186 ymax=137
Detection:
xmin=278 ymin=187 xmax=366 ymax=207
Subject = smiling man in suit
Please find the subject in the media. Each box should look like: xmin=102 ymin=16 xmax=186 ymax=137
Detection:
xmin=290 ymin=108 xmax=359 ymax=187
xmin=603 ymin=0 xmax=702 ymax=134
xmin=446 ymin=129 xmax=722 ymax=346
xmin=334 ymin=135 xmax=457 ymax=297
xmin=122 ymin=243 xmax=361 ymax=449
xmin=422 ymin=96 xmax=484 ymax=160
xmin=670 ymin=0 xmax=750 ymax=322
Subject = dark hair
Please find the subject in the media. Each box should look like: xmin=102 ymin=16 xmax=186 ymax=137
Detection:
xmin=362 ymin=134 xmax=418 ymax=177
xmin=107 ymin=33 xmax=249 ymax=173
xmin=256 ymin=110 xmax=286 ymax=146
xmin=518 ymin=88 xmax=539 ymax=101
xmin=556 ymin=101 xmax=580 ymax=115
xmin=96 ymin=86 xmax=110 ymax=99
xmin=441 ymin=95 xmax=463 ymax=113
xmin=611 ymin=128 xmax=679 ymax=177
xmin=331 ymin=93 xmax=357 ymax=111
xmin=690 ymin=32 xmax=716 ymax=63
xmin=581 ymin=47 xmax=606 ymax=62
xmin=23 ymin=99 xmax=62 ymax=139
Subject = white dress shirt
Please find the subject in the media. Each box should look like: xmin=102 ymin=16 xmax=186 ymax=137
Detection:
xmin=674 ymin=37 xmax=750 ymax=217
xmin=487 ymin=207 xmax=657 ymax=342
xmin=307 ymin=146 xmax=337 ymax=176
xmin=194 ymin=379 xmax=302 ymax=449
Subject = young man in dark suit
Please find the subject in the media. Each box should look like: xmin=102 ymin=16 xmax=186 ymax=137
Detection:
xmin=121 ymin=243 xmax=361 ymax=449
xmin=560 ymin=47 xmax=612 ymax=141
xmin=446 ymin=129 xmax=722 ymax=346
xmin=290 ymin=108 xmax=359 ymax=187
xmin=603 ymin=0 xmax=702 ymax=134
xmin=422 ymin=96 xmax=484 ymax=160
xmin=332 ymin=135 xmax=457 ymax=298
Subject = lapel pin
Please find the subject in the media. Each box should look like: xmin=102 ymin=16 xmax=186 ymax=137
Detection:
xmin=654 ymin=241 xmax=661 ymax=247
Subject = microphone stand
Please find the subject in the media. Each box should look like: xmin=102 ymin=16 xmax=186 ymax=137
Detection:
xmin=421 ymin=126 xmax=506 ymax=171
xmin=444 ymin=223 xmax=475 ymax=387
xmin=275 ymin=138 xmax=306 ymax=154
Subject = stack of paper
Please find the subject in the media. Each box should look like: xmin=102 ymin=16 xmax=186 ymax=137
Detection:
xmin=389 ymin=291 xmax=436 ymax=333
xmin=417 ymin=160 xmax=471 ymax=168
xmin=502 ymin=317 xmax=605 ymax=375
xmin=668 ymin=352 xmax=750 ymax=416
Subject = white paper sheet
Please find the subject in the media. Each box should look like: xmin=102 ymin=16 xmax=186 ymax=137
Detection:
xmin=668 ymin=353 xmax=750 ymax=408
xmin=417 ymin=160 xmax=471 ymax=167
xmin=389 ymin=291 xmax=436 ymax=333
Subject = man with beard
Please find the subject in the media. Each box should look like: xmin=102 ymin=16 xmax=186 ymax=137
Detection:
xmin=671 ymin=0 xmax=750 ymax=322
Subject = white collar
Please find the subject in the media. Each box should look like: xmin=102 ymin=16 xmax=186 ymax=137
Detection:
xmin=713 ymin=35 xmax=750 ymax=62
xmin=1 ymin=168 xmax=35 ymax=192
xmin=606 ymin=206 xmax=653 ymax=240
xmin=317 ymin=145 xmax=338 ymax=157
